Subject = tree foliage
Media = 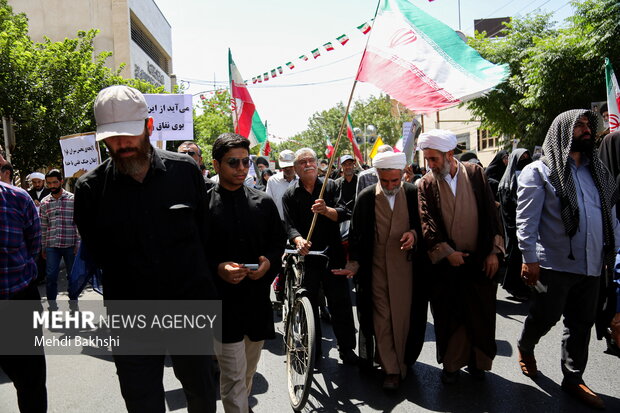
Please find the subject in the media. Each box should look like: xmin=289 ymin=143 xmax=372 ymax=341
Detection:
xmin=0 ymin=0 xmax=163 ymax=176
xmin=467 ymin=0 xmax=620 ymax=148
xmin=193 ymin=89 xmax=234 ymax=168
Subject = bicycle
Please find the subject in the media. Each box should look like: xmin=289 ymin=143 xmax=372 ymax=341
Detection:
xmin=281 ymin=247 xmax=329 ymax=411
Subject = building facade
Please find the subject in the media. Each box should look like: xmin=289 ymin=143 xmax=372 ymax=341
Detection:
xmin=9 ymin=0 xmax=173 ymax=91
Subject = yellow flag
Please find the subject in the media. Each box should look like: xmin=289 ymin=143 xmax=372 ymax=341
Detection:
xmin=369 ymin=136 xmax=385 ymax=159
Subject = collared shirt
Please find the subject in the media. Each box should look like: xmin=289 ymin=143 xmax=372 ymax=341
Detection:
xmin=443 ymin=161 xmax=460 ymax=196
xmin=0 ymin=182 xmax=41 ymax=298
xmin=265 ymin=171 xmax=298 ymax=220
xmin=74 ymin=148 xmax=216 ymax=300
xmin=39 ymin=190 xmax=79 ymax=249
xmin=335 ymin=174 xmax=358 ymax=210
xmin=282 ymin=177 xmax=347 ymax=268
xmin=517 ymin=158 xmax=620 ymax=276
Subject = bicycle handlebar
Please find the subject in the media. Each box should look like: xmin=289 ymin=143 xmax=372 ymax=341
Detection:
xmin=283 ymin=248 xmax=328 ymax=256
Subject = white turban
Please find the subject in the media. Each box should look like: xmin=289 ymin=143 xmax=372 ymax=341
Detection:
xmin=373 ymin=152 xmax=406 ymax=170
xmin=417 ymin=129 xmax=457 ymax=152
xmin=29 ymin=172 xmax=45 ymax=180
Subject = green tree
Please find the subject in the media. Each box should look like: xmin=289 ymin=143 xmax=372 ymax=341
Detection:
xmin=467 ymin=0 xmax=620 ymax=148
xmin=193 ymin=89 xmax=234 ymax=170
xmin=0 ymin=0 xmax=163 ymax=177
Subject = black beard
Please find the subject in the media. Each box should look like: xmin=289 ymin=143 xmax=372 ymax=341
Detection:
xmin=110 ymin=137 xmax=153 ymax=176
xmin=570 ymin=135 xmax=593 ymax=153
xmin=49 ymin=187 xmax=61 ymax=194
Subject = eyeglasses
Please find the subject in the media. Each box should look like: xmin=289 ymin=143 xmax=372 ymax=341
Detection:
xmin=225 ymin=157 xmax=251 ymax=168
xmin=181 ymin=151 xmax=196 ymax=157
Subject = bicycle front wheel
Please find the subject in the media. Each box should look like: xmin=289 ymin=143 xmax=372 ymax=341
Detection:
xmin=286 ymin=296 xmax=316 ymax=411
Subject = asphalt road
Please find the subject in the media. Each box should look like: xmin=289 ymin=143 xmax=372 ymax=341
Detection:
xmin=1 ymin=276 xmax=618 ymax=412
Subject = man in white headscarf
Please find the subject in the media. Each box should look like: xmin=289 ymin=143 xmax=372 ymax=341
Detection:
xmin=417 ymin=129 xmax=504 ymax=384
xmin=334 ymin=151 xmax=429 ymax=390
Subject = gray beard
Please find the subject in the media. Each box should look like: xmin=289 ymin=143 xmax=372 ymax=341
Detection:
xmin=382 ymin=185 xmax=401 ymax=196
xmin=112 ymin=141 xmax=153 ymax=177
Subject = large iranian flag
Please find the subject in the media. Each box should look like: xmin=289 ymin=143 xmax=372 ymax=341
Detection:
xmin=605 ymin=58 xmax=620 ymax=133
xmin=356 ymin=0 xmax=508 ymax=112
xmin=229 ymin=50 xmax=267 ymax=147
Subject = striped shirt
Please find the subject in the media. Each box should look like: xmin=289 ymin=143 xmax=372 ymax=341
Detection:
xmin=40 ymin=190 xmax=79 ymax=248
xmin=0 ymin=181 xmax=41 ymax=298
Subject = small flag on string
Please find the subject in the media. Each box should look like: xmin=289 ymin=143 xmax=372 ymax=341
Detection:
xmin=357 ymin=22 xmax=371 ymax=34
xmin=336 ymin=34 xmax=349 ymax=46
xmin=252 ymin=77 xmax=257 ymax=84
xmin=323 ymin=42 xmax=335 ymax=51
xmin=271 ymin=69 xmax=277 ymax=78
xmin=286 ymin=61 xmax=295 ymax=70
xmin=257 ymin=75 xmax=262 ymax=83
xmin=277 ymin=66 xmax=283 ymax=74
xmin=263 ymin=72 xmax=269 ymax=81
xmin=299 ymin=54 xmax=309 ymax=61
xmin=311 ymin=48 xmax=321 ymax=59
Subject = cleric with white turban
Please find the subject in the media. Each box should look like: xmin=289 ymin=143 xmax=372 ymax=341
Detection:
xmin=417 ymin=129 xmax=457 ymax=153
xmin=373 ymin=152 xmax=407 ymax=170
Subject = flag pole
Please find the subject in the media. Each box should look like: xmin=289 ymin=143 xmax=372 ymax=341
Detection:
xmin=306 ymin=0 xmax=382 ymax=243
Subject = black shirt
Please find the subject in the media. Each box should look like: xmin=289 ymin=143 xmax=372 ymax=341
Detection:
xmin=206 ymin=185 xmax=285 ymax=342
xmin=282 ymin=177 xmax=347 ymax=268
xmin=74 ymin=148 xmax=217 ymax=300
xmin=335 ymin=174 xmax=358 ymax=211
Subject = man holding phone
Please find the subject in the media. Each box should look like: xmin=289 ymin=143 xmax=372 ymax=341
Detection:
xmin=206 ymin=133 xmax=285 ymax=413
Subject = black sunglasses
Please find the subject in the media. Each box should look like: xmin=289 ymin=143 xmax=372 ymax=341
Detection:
xmin=225 ymin=157 xmax=251 ymax=168
xmin=181 ymin=151 xmax=196 ymax=157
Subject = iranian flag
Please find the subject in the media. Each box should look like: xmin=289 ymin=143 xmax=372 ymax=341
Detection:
xmin=605 ymin=58 xmax=620 ymax=132
xmin=346 ymin=115 xmax=364 ymax=163
xmin=263 ymin=72 xmax=269 ymax=81
xmin=356 ymin=0 xmax=508 ymax=112
xmin=261 ymin=140 xmax=271 ymax=156
xmin=286 ymin=61 xmax=295 ymax=70
xmin=229 ymin=50 xmax=267 ymax=148
xmin=337 ymin=34 xmax=349 ymax=46
xmin=357 ymin=22 xmax=371 ymax=34
xmin=325 ymin=137 xmax=334 ymax=158
xmin=271 ymin=69 xmax=277 ymax=78
xmin=252 ymin=77 xmax=257 ymax=84
xmin=312 ymin=48 xmax=321 ymax=59
xmin=277 ymin=66 xmax=283 ymax=74
xmin=299 ymin=54 xmax=309 ymax=61
xmin=324 ymin=42 xmax=335 ymax=51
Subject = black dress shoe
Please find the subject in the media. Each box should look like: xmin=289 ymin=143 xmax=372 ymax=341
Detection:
xmin=467 ymin=365 xmax=486 ymax=381
xmin=441 ymin=369 xmax=460 ymax=385
xmin=339 ymin=349 xmax=359 ymax=365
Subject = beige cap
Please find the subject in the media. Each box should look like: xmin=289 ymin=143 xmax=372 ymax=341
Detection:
xmin=278 ymin=150 xmax=295 ymax=168
xmin=94 ymin=85 xmax=149 ymax=141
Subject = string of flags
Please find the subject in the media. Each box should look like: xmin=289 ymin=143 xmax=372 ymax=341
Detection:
xmin=251 ymin=20 xmax=372 ymax=84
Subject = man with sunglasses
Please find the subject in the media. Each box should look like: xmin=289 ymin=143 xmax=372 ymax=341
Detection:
xmin=282 ymin=148 xmax=358 ymax=365
xmin=177 ymin=141 xmax=214 ymax=189
xmin=74 ymin=85 xmax=218 ymax=413
xmin=206 ymin=133 xmax=285 ymax=413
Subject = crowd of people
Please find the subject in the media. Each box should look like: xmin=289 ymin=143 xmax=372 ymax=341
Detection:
xmin=0 ymin=85 xmax=619 ymax=413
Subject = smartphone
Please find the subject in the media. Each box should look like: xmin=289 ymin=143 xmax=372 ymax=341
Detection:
xmin=244 ymin=264 xmax=259 ymax=271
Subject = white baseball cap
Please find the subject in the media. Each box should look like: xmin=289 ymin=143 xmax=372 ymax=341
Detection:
xmin=94 ymin=85 xmax=149 ymax=141
xmin=278 ymin=150 xmax=295 ymax=168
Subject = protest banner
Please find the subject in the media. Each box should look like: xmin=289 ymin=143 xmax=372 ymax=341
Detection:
xmin=144 ymin=94 xmax=193 ymax=141
xmin=59 ymin=132 xmax=100 ymax=178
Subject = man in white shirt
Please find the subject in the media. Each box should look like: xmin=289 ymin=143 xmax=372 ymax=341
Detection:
xmin=265 ymin=150 xmax=298 ymax=221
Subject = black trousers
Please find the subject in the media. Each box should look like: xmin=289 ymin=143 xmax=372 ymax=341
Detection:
xmin=0 ymin=281 xmax=47 ymax=413
xmin=518 ymin=268 xmax=600 ymax=385
xmin=113 ymin=354 xmax=216 ymax=413
xmin=303 ymin=258 xmax=356 ymax=354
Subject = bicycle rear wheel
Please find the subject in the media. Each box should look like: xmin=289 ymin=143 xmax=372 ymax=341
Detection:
xmin=286 ymin=296 xmax=316 ymax=411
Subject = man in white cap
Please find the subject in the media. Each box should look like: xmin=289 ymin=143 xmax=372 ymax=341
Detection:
xmin=335 ymin=154 xmax=357 ymax=209
xmin=74 ymin=85 xmax=217 ymax=412
xmin=334 ymin=151 xmax=428 ymax=390
xmin=27 ymin=172 xmax=50 ymax=207
xmin=265 ymin=149 xmax=298 ymax=222
xmin=417 ymin=129 xmax=504 ymax=384
xmin=355 ymin=145 xmax=394 ymax=196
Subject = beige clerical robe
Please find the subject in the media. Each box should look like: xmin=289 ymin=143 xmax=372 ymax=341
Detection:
xmin=371 ymin=184 xmax=413 ymax=377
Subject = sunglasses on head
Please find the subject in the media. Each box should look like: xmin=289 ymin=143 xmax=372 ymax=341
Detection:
xmin=225 ymin=157 xmax=251 ymax=168
xmin=181 ymin=151 xmax=196 ymax=157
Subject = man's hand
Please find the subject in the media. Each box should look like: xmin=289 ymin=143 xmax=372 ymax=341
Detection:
xmin=331 ymin=268 xmax=356 ymax=279
xmin=520 ymin=262 xmax=540 ymax=286
xmin=294 ymin=236 xmax=311 ymax=256
xmin=34 ymin=200 xmax=41 ymax=207
xmin=247 ymin=256 xmax=270 ymax=280
xmin=217 ymin=262 xmax=250 ymax=284
xmin=311 ymin=199 xmax=328 ymax=215
xmin=400 ymin=231 xmax=415 ymax=251
xmin=483 ymin=253 xmax=499 ymax=278
xmin=447 ymin=251 xmax=469 ymax=266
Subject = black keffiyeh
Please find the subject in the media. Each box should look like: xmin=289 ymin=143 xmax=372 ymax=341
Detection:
xmin=541 ymin=109 xmax=617 ymax=267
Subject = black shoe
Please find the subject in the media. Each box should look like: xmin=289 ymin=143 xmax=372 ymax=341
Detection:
xmin=339 ymin=349 xmax=359 ymax=365
xmin=467 ymin=365 xmax=486 ymax=381
xmin=441 ymin=369 xmax=460 ymax=385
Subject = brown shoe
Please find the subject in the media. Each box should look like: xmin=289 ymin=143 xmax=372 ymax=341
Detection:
xmin=518 ymin=347 xmax=538 ymax=378
xmin=382 ymin=374 xmax=400 ymax=390
xmin=561 ymin=382 xmax=605 ymax=410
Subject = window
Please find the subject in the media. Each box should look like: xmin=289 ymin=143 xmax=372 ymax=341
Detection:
xmin=130 ymin=18 xmax=170 ymax=74
xmin=477 ymin=129 xmax=498 ymax=150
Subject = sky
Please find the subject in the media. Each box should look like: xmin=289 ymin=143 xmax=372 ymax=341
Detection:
xmin=154 ymin=0 xmax=575 ymax=140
